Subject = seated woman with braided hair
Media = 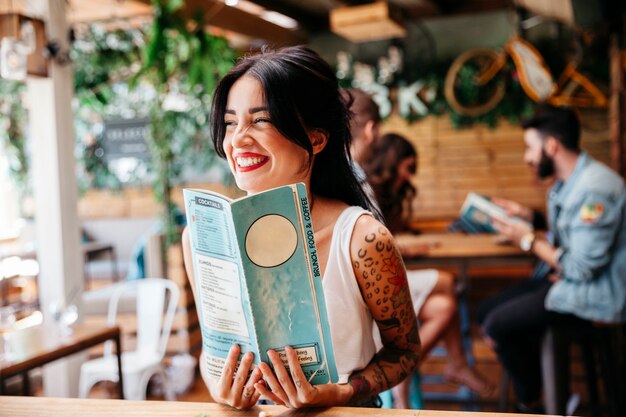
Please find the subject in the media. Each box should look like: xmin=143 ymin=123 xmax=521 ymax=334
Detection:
xmin=364 ymin=132 xmax=494 ymax=408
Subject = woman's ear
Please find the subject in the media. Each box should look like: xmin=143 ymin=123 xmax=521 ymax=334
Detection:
xmin=310 ymin=129 xmax=329 ymax=155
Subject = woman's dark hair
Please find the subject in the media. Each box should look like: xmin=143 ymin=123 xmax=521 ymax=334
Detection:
xmin=364 ymin=133 xmax=417 ymax=232
xmin=521 ymin=105 xmax=581 ymax=152
xmin=211 ymin=45 xmax=375 ymax=211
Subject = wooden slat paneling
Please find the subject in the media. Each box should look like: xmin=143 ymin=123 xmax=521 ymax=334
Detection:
xmin=382 ymin=113 xmax=611 ymax=222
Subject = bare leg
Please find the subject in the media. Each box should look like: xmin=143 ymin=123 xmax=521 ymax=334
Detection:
xmin=433 ymin=273 xmax=494 ymax=395
xmin=442 ymin=314 xmax=495 ymax=395
xmin=393 ymin=271 xmax=494 ymax=408
xmin=392 ymin=271 xmax=456 ymax=408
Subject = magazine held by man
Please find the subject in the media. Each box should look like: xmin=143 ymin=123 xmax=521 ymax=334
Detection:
xmin=458 ymin=192 xmax=533 ymax=233
xmin=183 ymin=183 xmax=338 ymax=385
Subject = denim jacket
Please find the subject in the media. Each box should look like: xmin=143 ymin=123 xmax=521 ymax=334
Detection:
xmin=545 ymin=152 xmax=626 ymax=322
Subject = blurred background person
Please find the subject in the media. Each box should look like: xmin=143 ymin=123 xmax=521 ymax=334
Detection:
xmin=365 ymin=133 xmax=494 ymax=408
xmin=341 ymin=88 xmax=382 ymax=211
xmin=477 ymin=105 xmax=626 ymax=413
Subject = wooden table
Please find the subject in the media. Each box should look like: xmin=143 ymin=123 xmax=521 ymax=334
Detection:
xmin=395 ymin=233 xmax=535 ymax=408
xmin=0 ymin=323 xmax=124 ymax=398
xmin=395 ymin=233 xmax=534 ymax=274
xmin=0 ymin=396 xmax=566 ymax=417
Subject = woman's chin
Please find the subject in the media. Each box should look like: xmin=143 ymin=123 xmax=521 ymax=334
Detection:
xmin=236 ymin=177 xmax=300 ymax=194
xmin=236 ymin=180 xmax=269 ymax=195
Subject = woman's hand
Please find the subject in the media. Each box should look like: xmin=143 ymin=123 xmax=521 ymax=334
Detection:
xmin=209 ymin=344 xmax=263 ymax=410
xmin=254 ymin=346 xmax=352 ymax=408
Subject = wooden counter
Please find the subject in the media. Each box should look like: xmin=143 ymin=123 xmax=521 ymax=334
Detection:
xmin=0 ymin=396 xmax=562 ymax=417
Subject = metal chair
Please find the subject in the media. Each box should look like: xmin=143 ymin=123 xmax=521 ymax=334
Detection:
xmin=78 ymin=278 xmax=179 ymax=400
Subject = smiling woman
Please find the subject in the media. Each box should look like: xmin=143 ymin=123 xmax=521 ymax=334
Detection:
xmin=222 ymin=76 xmax=312 ymax=192
xmin=182 ymin=45 xmax=421 ymax=410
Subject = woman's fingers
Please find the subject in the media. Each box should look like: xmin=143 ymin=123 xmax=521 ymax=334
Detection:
xmin=214 ymin=345 xmax=263 ymax=409
xmin=268 ymin=349 xmax=299 ymax=401
xmin=217 ymin=344 xmax=241 ymax=395
xmin=285 ymin=346 xmax=307 ymax=389
xmin=250 ymin=389 xmax=262 ymax=406
xmin=284 ymin=346 xmax=317 ymax=404
xmin=259 ymin=347 xmax=318 ymax=408
xmin=258 ymin=352 xmax=293 ymax=405
xmin=255 ymin=379 xmax=285 ymax=406
xmin=232 ymin=351 xmax=255 ymax=399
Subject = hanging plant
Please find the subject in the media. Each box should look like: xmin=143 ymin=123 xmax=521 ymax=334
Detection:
xmin=336 ymin=49 xmax=534 ymax=128
xmin=0 ymin=79 xmax=30 ymax=211
xmin=72 ymin=24 xmax=146 ymax=192
xmin=134 ymin=0 xmax=236 ymax=248
xmin=71 ymin=0 xmax=237 ymax=250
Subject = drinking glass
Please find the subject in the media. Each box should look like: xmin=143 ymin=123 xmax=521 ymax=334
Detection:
xmin=0 ymin=305 xmax=16 ymax=360
xmin=48 ymin=302 xmax=78 ymax=337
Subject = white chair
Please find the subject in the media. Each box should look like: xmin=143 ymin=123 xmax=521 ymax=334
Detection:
xmin=78 ymin=278 xmax=180 ymax=400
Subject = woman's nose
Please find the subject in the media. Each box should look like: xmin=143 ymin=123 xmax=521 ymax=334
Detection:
xmin=231 ymin=122 xmax=253 ymax=147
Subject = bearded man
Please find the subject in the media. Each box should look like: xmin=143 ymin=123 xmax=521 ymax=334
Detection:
xmin=476 ymin=105 xmax=626 ymax=413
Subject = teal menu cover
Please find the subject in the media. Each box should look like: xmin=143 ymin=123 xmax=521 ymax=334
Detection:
xmin=184 ymin=183 xmax=338 ymax=385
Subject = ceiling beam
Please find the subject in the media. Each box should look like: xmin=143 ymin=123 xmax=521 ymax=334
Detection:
xmin=244 ymin=0 xmax=328 ymax=31
xmin=435 ymin=0 xmax=510 ymax=15
xmin=135 ymin=0 xmax=307 ymax=45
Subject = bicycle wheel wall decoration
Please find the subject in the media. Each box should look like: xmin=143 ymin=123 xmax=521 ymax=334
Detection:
xmin=444 ymin=49 xmax=507 ymax=117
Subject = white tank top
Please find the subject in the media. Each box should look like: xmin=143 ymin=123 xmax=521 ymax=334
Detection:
xmin=322 ymin=206 xmax=377 ymax=383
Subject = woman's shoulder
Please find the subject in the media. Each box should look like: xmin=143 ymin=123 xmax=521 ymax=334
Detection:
xmin=352 ymin=212 xmax=390 ymax=243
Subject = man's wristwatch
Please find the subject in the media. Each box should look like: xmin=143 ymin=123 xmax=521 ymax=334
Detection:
xmin=520 ymin=232 xmax=536 ymax=252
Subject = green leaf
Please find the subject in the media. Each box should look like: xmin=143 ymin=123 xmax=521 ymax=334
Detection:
xmin=165 ymin=0 xmax=184 ymax=13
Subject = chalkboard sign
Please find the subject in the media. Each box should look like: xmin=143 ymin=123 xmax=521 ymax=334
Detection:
xmin=102 ymin=118 xmax=151 ymax=162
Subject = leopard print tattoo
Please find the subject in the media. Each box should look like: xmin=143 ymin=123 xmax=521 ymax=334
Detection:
xmin=350 ymin=225 xmax=421 ymax=402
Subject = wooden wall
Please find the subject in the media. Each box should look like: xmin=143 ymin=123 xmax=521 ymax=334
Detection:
xmin=78 ymin=112 xmax=610 ymax=224
xmin=381 ymin=113 xmax=612 ymax=223
xmin=78 ymin=183 xmax=235 ymax=219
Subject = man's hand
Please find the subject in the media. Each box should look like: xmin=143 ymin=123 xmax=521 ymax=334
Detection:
xmin=547 ymin=273 xmax=560 ymax=283
xmin=491 ymin=218 xmax=533 ymax=247
xmin=491 ymin=197 xmax=534 ymax=222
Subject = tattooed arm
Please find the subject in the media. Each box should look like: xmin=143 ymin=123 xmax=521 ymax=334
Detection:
xmin=347 ymin=215 xmax=421 ymax=406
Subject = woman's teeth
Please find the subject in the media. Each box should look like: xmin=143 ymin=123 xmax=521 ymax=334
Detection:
xmin=237 ymin=156 xmax=266 ymax=167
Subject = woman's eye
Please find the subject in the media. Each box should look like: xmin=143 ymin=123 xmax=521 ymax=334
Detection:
xmin=224 ymin=120 xmax=237 ymax=128
xmin=254 ymin=117 xmax=272 ymax=124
